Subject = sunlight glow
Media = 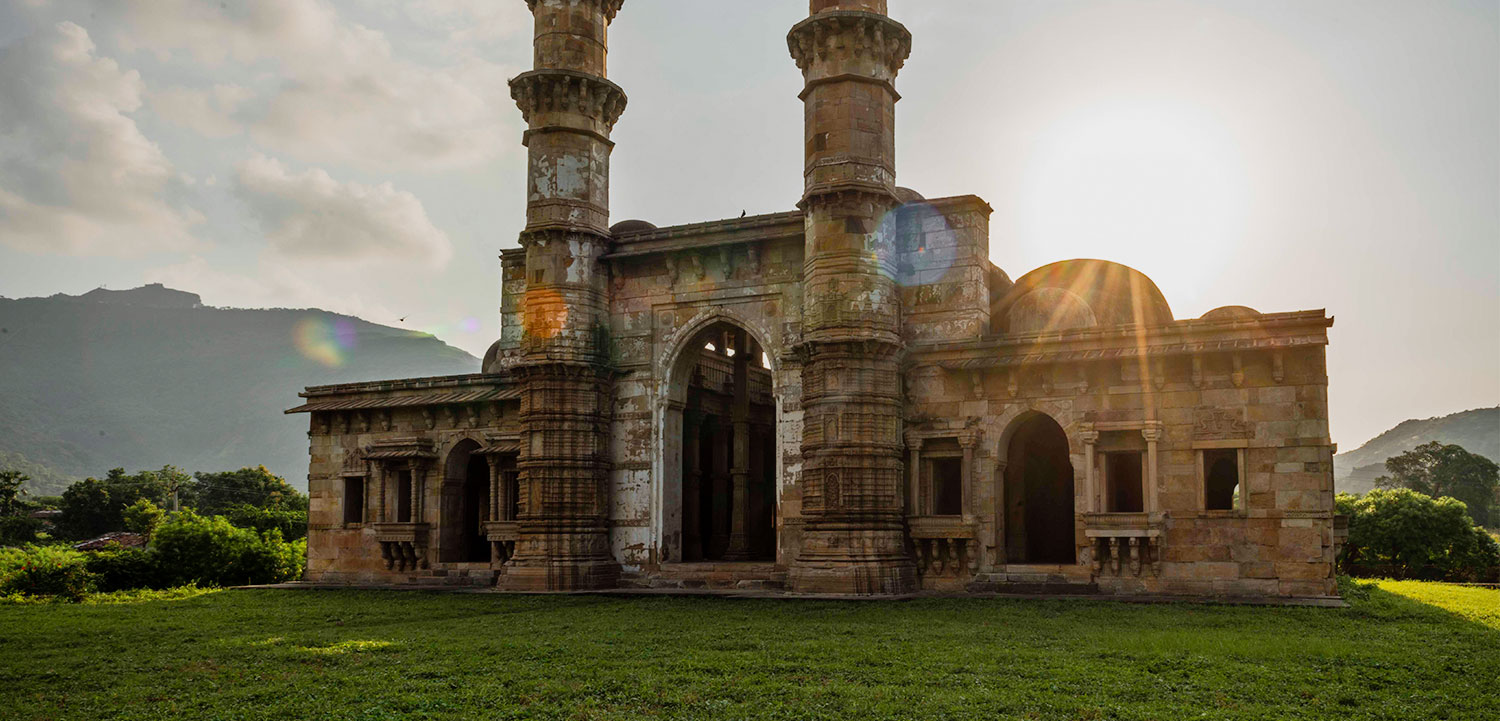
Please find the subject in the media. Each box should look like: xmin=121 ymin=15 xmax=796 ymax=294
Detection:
xmin=1016 ymin=102 xmax=1249 ymax=301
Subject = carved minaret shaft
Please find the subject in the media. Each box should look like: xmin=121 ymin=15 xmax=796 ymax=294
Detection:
xmin=787 ymin=1 xmax=916 ymax=594
xmin=503 ymin=0 xmax=626 ymax=591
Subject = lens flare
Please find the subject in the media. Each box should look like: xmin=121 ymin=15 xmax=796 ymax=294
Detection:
xmin=294 ymin=316 xmax=358 ymax=367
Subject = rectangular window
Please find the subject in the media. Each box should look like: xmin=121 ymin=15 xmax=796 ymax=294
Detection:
xmin=1105 ymin=452 xmax=1144 ymax=513
xmin=343 ymin=477 xmax=365 ymax=525
xmin=930 ymin=457 xmax=963 ymax=516
xmin=396 ymin=471 xmax=413 ymax=523
xmin=1203 ymin=449 xmax=1241 ymax=511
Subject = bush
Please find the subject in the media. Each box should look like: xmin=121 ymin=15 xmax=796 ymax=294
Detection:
xmin=0 ymin=515 xmax=41 ymax=547
xmin=1338 ymin=489 xmax=1500 ymax=581
xmin=85 ymin=546 xmax=168 ymax=592
xmin=0 ymin=545 xmax=97 ymax=601
xmin=153 ymin=511 xmax=305 ymax=587
xmin=222 ymin=503 xmax=307 ymax=541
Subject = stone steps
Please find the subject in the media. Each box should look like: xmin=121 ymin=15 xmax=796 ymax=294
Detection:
xmin=622 ymin=562 xmax=786 ymax=591
xmin=967 ymin=573 xmax=1099 ymax=595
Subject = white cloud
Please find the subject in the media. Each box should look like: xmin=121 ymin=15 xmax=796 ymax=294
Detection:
xmin=235 ymin=154 xmax=452 ymax=268
xmin=150 ymin=84 xmax=254 ymax=139
xmin=91 ymin=0 xmax=519 ymax=171
xmin=0 ymin=22 xmax=202 ymax=256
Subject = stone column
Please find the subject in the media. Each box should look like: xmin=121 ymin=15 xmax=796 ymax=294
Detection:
xmin=683 ymin=409 xmax=703 ymax=561
xmin=726 ymin=333 xmax=754 ymax=560
xmin=501 ymin=0 xmax=627 ymax=591
xmin=905 ymin=434 xmax=923 ymax=515
xmin=959 ymin=431 xmax=979 ymax=517
xmin=1141 ymin=425 xmax=1161 ymax=512
xmin=1080 ymin=427 xmax=1100 ymax=513
xmin=376 ymin=464 xmax=388 ymax=522
xmin=710 ymin=417 xmax=732 ymax=559
xmin=486 ymin=455 xmax=502 ymax=522
xmin=787 ymin=0 xmax=917 ymax=594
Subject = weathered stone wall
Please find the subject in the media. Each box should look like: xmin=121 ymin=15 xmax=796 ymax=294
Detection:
xmin=905 ymin=328 xmax=1337 ymax=597
xmin=302 ymin=384 xmax=520 ymax=585
xmin=603 ymin=230 xmax=806 ymax=570
xmin=894 ymin=196 xmax=992 ymax=345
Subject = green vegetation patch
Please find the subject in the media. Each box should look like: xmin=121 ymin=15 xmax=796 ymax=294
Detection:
xmin=1 ymin=580 xmax=1496 ymax=720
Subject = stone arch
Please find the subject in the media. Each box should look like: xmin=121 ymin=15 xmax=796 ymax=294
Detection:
xmin=652 ymin=309 xmax=783 ymax=565
xmin=996 ymin=409 xmax=1077 ymax=565
xmin=438 ymin=436 xmax=490 ymax=564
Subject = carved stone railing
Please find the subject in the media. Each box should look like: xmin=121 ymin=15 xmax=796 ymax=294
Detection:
xmin=908 ymin=516 xmax=978 ymax=578
xmin=373 ymin=522 xmax=430 ymax=572
xmin=485 ymin=520 xmax=521 ymax=565
xmin=1083 ymin=512 xmax=1166 ymax=578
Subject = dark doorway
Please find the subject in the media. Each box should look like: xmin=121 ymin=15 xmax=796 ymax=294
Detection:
xmin=441 ymin=441 xmax=492 ymax=564
xmin=678 ymin=323 xmax=776 ymax=562
xmin=1005 ymin=414 xmax=1077 ymax=564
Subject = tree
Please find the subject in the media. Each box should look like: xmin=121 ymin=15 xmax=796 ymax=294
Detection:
xmin=190 ymin=467 xmax=307 ymax=516
xmin=1377 ymin=442 xmax=1499 ymax=526
xmin=122 ymin=499 xmax=166 ymax=537
xmin=0 ymin=471 xmax=28 ymax=516
xmin=1337 ymin=489 xmax=1500 ymax=581
xmin=57 ymin=477 xmax=114 ymax=539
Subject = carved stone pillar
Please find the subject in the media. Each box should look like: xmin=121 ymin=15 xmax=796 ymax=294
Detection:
xmin=683 ymin=410 xmax=703 ymax=561
xmin=486 ymin=455 xmax=502 ymax=522
xmin=905 ymin=434 xmax=923 ymax=515
xmin=1080 ymin=427 xmax=1100 ymax=513
xmin=958 ymin=430 xmax=980 ymax=517
xmin=1141 ymin=425 xmax=1162 ymax=512
xmin=726 ymin=332 xmax=754 ymax=560
xmin=710 ymin=418 xmax=731 ymax=558
xmin=376 ymin=464 xmax=388 ymax=522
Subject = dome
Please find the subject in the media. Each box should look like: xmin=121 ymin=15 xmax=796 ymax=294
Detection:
xmin=610 ymin=219 xmax=657 ymax=235
xmin=1201 ymin=305 xmax=1261 ymax=322
xmin=993 ymin=259 xmax=1173 ymax=334
xmin=894 ymin=187 xmax=926 ymax=204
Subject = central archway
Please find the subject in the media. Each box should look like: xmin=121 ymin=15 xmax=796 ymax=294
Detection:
xmin=659 ymin=318 xmax=778 ymax=563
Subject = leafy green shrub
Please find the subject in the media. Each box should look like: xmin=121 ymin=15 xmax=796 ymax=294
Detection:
xmin=1338 ymin=489 xmax=1500 ymax=581
xmin=85 ymin=546 xmax=168 ymax=592
xmin=0 ymin=545 xmax=97 ymax=601
xmin=0 ymin=515 xmax=41 ymax=547
xmin=153 ymin=511 xmax=305 ymax=587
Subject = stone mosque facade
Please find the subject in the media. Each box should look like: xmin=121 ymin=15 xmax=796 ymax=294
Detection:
xmin=291 ymin=0 xmax=1343 ymax=598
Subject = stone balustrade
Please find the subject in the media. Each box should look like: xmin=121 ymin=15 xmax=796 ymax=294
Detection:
xmin=1084 ymin=512 xmax=1166 ymax=577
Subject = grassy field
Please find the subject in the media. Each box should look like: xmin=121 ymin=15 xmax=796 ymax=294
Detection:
xmin=1 ymin=580 xmax=1496 ymax=720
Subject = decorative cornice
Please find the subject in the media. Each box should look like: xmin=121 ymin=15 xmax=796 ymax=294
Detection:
xmin=526 ymin=0 xmax=624 ymax=23
xmin=510 ymin=69 xmax=627 ymax=130
xmin=788 ymin=11 xmax=912 ymax=73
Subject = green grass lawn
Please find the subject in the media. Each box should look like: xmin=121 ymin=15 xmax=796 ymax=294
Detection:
xmin=1 ymin=580 xmax=1496 ymax=721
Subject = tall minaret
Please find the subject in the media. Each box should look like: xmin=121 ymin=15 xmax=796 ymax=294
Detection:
xmin=502 ymin=0 xmax=626 ymax=591
xmin=787 ymin=1 xmax=917 ymax=594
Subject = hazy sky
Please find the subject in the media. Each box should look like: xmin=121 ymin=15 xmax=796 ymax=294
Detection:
xmin=0 ymin=0 xmax=1495 ymax=449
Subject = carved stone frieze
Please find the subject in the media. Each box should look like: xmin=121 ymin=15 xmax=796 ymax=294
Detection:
xmin=788 ymin=11 xmax=912 ymax=74
xmin=1192 ymin=407 xmax=1253 ymax=440
xmin=510 ymin=70 xmax=628 ymax=130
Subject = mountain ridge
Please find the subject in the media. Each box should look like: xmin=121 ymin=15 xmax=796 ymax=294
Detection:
xmin=0 ymin=285 xmax=480 ymax=489
xmin=1334 ymin=407 xmax=1499 ymax=495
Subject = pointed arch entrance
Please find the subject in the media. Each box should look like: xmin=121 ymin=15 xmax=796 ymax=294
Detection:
xmin=660 ymin=319 xmax=778 ymax=563
xmin=1003 ymin=413 xmax=1077 ymax=564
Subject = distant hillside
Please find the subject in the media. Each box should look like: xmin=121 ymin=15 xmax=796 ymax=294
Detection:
xmin=0 ymin=285 xmax=480 ymax=490
xmin=1334 ymin=407 xmax=1500 ymax=495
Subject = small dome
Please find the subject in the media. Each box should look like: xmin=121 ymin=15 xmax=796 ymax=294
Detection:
xmin=894 ymin=187 xmax=926 ymax=204
xmin=993 ymin=259 xmax=1174 ymax=334
xmin=610 ymin=219 xmax=657 ymax=235
xmin=1201 ymin=305 xmax=1261 ymax=321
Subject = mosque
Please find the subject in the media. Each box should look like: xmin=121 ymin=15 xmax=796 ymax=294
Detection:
xmin=290 ymin=0 xmax=1342 ymax=597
